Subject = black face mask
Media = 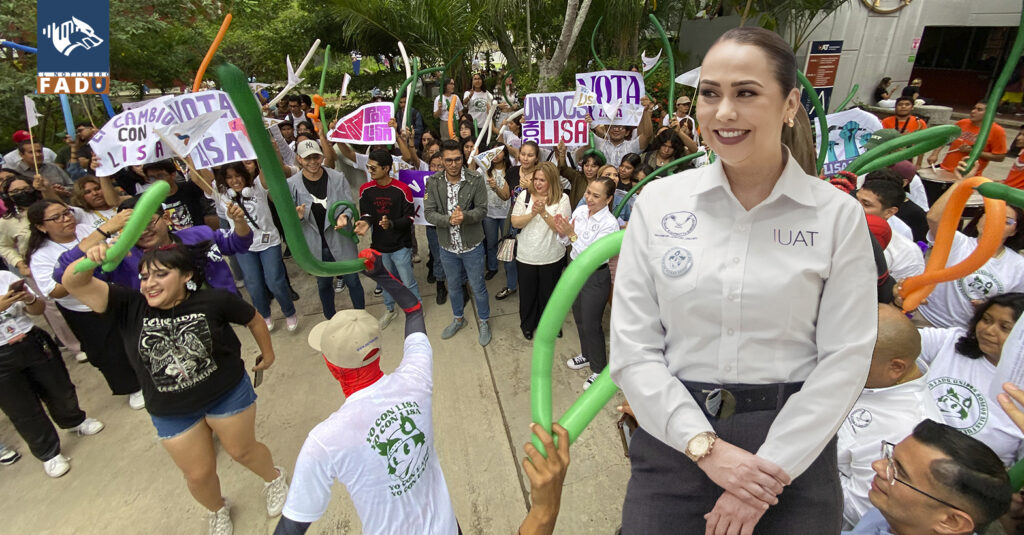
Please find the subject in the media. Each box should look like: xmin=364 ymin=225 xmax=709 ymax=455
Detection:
xmin=10 ymin=191 xmax=38 ymax=207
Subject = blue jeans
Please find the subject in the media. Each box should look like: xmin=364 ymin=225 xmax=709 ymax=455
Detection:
xmin=317 ymin=247 xmax=364 ymax=319
xmin=381 ymin=247 xmax=421 ymax=311
xmin=439 ymin=244 xmax=490 ymax=321
xmin=236 ymin=245 xmax=296 ymax=319
xmin=482 ymin=216 xmax=518 ymax=290
xmin=425 ymin=226 xmax=445 ymax=282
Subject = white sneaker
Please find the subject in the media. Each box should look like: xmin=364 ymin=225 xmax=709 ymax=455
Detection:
xmin=43 ymin=454 xmax=70 ymax=478
xmin=74 ymin=351 xmax=88 ymax=363
xmin=129 ymin=390 xmax=145 ymax=410
xmin=264 ymin=466 xmax=288 ymax=517
xmin=566 ymin=354 xmax=590 ymax=370
xmin=207 ymin=498 xmax=232 ymax=535
xmin=0 ymin=447 xmax=21 ymax=465
xmin=334 ymin=279 xmax=346 ymax=293
xmin=379 ymin=309 xmax=399 ymax=330
xmin=264 ymin=317 xmax=276 ymax=332
xmin=583 ymin=373 xmax=598 ymax=391
xmin=285 ymin=315 xmax=299 ymax=332
xmin=73 ymin=417 xmax=104 ymax=436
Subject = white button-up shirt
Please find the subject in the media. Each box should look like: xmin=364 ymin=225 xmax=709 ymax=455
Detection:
xmin=569 ymin=204 xmax=619 ymax=263
xmin=610 ymin=154 xmax=878 ymax=478
xmin=837 ymin=362 xmax=941 ymax=529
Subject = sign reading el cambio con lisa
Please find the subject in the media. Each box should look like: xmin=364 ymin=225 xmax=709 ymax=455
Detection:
xmin=36 ymin=0 xmax=110 ymax=94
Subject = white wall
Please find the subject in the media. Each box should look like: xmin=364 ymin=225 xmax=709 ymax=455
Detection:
xmin=801 ymin=0 xmax=1022 ymax=111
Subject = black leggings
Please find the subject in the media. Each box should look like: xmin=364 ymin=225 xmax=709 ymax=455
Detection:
xmin=58 ymin=305 xmax=139 ymax=395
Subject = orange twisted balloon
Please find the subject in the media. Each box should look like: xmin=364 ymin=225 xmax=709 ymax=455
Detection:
xmin=192 ymin=13 xmax=232 ymax=92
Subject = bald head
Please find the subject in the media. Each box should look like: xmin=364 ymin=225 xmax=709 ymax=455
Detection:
xmin=865 ymin=305 xmax=922 ymax=389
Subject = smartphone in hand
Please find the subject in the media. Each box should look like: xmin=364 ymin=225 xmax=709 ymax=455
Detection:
xmin=253 ymin=355 xmax=264 ymax=388
xmin=8 ymin=280 xmax=26 ymax=294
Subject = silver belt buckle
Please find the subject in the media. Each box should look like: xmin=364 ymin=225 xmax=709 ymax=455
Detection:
xmin=703 ymin=388 xmax=736 ymax=420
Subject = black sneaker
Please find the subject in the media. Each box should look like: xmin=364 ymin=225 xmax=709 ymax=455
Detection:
xmin=427 ymin=272 xmax=436 ymax=284
xmin=436 ymin=282 xmax=448 ymax=305
xmin=289 ymin=287 xmax=300 ymax=301
xmin=485 ymin=269 xmax=498 ymax=280
xmin=495 ymin=287 xmax=517 ymax=300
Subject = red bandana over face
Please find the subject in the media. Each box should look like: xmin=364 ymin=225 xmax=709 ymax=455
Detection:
xmin=323 ymin=349 xmax=383 ymax=397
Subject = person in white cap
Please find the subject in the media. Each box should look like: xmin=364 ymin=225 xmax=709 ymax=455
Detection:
xmin=273 ymin=249 xmax=459 ymax=535
xmin=287 ymin=139 xmax=365 ymax=319
xmin=661 ymin=95 xmax=696 ymax=135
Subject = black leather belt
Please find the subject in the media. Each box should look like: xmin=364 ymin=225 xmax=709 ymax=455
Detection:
xmin=682 ymin=380 xmax=804 ymax=420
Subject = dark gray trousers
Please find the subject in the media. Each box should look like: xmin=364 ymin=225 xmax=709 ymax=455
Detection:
xmin=571 ymin=265 xmax=610 ymax=373
xmin=621 ymin=402 xmax=841 ymax=534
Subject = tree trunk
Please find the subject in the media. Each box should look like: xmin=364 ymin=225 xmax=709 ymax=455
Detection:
xmin=538 ymin=0 xmax=595 ymax=90
xmin=492 ymin=23 xmax=521 ymax=73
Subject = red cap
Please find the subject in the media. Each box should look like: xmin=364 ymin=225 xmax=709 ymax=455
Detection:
xmin=865 ymin=214 xmax=892 ymax=250
xmin=889 ymin=160 xmax=916 ymax=184
xmin=12 ymin=130 xmax=30 ymax=144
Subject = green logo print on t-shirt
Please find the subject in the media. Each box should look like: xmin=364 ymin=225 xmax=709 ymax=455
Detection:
xmin=367 ymin=401 xmax=430 ymax=496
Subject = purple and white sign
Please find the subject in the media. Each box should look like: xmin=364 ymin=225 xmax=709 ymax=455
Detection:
xmin=522 ymin=92 xmax=589 ymax=148
xmin=398 ymin=169 xmax=430 ymax=225
xmin=89 ymin=90 xmax=256 ymax=176
xmin=327 ymin=102 xmax=395 ymax=145
xmin=574 ymin=70 xmax=645 ymax=126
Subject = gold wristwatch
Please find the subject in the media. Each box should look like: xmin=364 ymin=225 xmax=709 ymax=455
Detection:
xmin=569 ymin=234 xmax=578 ymax=243
xmin=685 ymin=431 xmax=717 ymax=462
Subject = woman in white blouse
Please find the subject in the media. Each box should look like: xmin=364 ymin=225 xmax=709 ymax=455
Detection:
xmin=610 ymin=28 xmax=877 ymax=534
xmin=510 ymin=162 xmax=571 ymax=341
xmin=553 ymin=176 xmax=620 ymax=390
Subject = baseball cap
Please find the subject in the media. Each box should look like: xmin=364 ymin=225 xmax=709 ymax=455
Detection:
xmin=676 ymin=96 xmax=691 ymax=105
xmin=864 ymin=129 xmax=901 ymax=151
xmin=308 ymin=310 xmax=382 ymax=369
xmin=12 ymin=131 xmax=30 ymax=144
xmin=889 ymin=160 xmax=916 ymax=183
xmin=865 ymin=214 xmax=892 ymax=250
xmin=296 ymin=139 xmax=324 ymax=159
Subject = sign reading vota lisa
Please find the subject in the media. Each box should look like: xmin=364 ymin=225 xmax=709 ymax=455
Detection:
xmin=36 ymin=0 xmax=110 ymax=94
xmin=574 ymin=70 xmax=645 ymax=126
xmin=522 ymin=92 xmax=589 ymax=147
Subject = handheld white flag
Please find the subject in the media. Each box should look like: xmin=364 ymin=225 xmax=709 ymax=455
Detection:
xmin=24 ymin=95 xmax=41 ymax=129
xmin=154 ymin=110 xmax=223 ymax=157
xmin=675 ymin=66 xmax=702 ymax=87
xmin=341 ymin=73 xmax=352 ymax=97
xmin=641 ymin=50 xmax=662 ymax=72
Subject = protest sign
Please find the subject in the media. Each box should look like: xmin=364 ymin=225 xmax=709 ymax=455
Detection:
xmin=327 ymin=102 xmax=395 ymax=145
xmin=574 ymin=70 xmax=645 ymax=126
xmin=814 ymin=108 xmax=883 ymax=176
xmin=154 ymin=111 xmax=222 ymax=157
xmin=89 ymin=91 xmax=256 ymax=176
xmin=472 ymin=146 xmax=504 ymax=171
xmin=522 ymin=92 xmax=588 ymax=148
xmin=398 ymin=169 xmax=430 ymax=225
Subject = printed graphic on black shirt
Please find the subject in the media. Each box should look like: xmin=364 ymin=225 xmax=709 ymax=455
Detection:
xmin=163 ymin=199 xmax=194 ymax=231
xmin=139 ymin=313 xmax=215 ymax=392
xmin=366 ymin=401 xmax=430 ymax=496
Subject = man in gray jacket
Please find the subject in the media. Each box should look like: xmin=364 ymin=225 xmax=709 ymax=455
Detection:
xmin=423 ymin=140 xmax=492 ymax=346
xmin=288 ymin=139 xmax=365 ymax=319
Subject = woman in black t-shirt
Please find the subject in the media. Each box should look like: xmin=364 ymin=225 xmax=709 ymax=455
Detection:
xmin=61 ymin=243 xmax=287 ymax=533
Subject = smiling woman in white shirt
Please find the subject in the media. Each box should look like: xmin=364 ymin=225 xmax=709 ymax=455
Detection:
xmin=610 ymin=27 xmax=878 ymax=534
xmin=919 ymin=292 xmax=1024 ymax=466
xmin=554 ymin=176 xmax=620 ymax=390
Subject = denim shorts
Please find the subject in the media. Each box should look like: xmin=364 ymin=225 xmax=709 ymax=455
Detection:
xmin=149 ymin=375 xmax=258 ymax=440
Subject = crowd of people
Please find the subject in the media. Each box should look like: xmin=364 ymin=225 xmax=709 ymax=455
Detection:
xmin=5 ymin=24 xmax=1024 ymax=535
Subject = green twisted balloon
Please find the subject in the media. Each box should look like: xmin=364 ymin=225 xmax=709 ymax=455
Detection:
xmin=844 ymin=125 xmax=960 ymax=176
xmin=964 ymin=6 xmax=1024 ymax=173
xmin=614 ymin=152 xmax=705 ymax=218
xmin=73 ymin=181 xmax=170 ymax=273
xmin=589 ymin=17 xmax=608 ymax=71
xmin=218 ymin=62 xmax=367 ymax=277
xmin=649 ymin=15 xmax=675 ymax=109
xmin=798 ymin=70 xmax=829 ymax=173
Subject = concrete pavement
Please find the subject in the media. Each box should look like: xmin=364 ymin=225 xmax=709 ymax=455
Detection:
xmin=0 ymin=226 xmax=631 ymax=534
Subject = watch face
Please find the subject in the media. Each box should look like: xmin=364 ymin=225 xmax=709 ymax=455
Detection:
xmin=689 ymin=435 xmax=711 ymax=456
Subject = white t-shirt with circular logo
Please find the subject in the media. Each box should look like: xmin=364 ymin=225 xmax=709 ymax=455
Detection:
xmin=917 ymin=232 xmax=1024 ymax=328
xmin=920 ymin=326 xmax=1024 ymax=466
